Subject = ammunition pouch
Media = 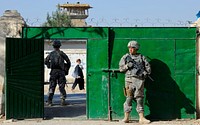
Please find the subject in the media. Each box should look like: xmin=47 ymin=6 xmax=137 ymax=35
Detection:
xmin=123 ymin=87 xmax=127 ymax=96
xmin=123 ymin=86 xmax=133 ymax=97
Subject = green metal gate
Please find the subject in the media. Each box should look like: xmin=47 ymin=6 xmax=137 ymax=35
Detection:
xmin=22 ymin=27 xmax=110 ymax=119
xmin=20 ymin=27 xmax=197 ymax=120
xmin=87 ymin=38 xmax=109 ymax=119
xmin=109 ymin=27 xmax=197 ymax=120
xmin=5 ymin=38 xmax=44 ymax=119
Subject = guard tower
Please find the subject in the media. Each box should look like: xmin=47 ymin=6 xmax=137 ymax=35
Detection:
xmin=59 ymin=2 xmax=92 ymax=27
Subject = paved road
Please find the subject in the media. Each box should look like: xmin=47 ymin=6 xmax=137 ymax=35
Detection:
xmin=44 ymin=93 xmax=86 ymax=119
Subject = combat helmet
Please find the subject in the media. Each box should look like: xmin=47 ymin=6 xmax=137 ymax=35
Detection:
xmin=52 ymin=40 xmax=61 ymax=48
xmin=127 ymin=40 xmax=140 ymax=50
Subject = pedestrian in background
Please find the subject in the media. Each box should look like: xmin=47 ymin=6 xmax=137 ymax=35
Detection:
xmin=119 ymin=40 xmax=151 ymax=124
xmin=72 ymin=59 xmax=85 ymax=91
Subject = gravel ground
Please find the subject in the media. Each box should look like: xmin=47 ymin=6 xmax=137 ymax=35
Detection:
xmin=0 ymin=84 xmax=199 ymax=125
xmin=0 ymin=118 xmax=200 ymax=125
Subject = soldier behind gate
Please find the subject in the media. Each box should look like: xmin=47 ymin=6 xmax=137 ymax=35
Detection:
xmin=44 ymin=40 xmax=71 ymax=106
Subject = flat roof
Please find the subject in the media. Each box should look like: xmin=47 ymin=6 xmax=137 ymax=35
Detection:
xmin=59 ymin=3 xmax=92 ymax=9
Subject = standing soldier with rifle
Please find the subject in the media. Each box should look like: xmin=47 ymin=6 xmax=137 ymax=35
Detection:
xmin=44 ymin=40 xmax=71 ymax=106
xmin=119 ymin=40 xmax=151 ymax=124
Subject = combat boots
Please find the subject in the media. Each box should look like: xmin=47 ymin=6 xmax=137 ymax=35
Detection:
xmin=46 ymin=99 xmax=52 ymax=106
xmin=139 ymin=112 xmax=150 ymax=124
xmin=61 ymin=99 xmax=70 ymax=106
xmin=61 ymin=99 xmax=66 ymax=106
xmin=122 ymin=112 xmax=130 ymax=123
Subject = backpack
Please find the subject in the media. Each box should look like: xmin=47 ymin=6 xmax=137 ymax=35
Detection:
xmin=50 ymin=51 xmax=63 ymax=69
xmin=49 ymin=51 xmax=71 ymax=75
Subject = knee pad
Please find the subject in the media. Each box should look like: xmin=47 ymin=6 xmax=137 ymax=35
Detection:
xmin=136 ymin=97 xmax=144 ymax=113
xmin=126 ymin=97 xmax=133 ymax=105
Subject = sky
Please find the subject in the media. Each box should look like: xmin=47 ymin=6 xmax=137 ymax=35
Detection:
xmin=0 ymin=0 xmax=200 ymax=27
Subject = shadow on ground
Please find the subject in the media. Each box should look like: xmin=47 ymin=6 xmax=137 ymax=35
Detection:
xmin=44 ymin=93 xmax=86 ymax=119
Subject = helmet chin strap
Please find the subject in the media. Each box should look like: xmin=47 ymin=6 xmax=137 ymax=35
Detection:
xmin=130 ymin=52 xmax=137 ymax=55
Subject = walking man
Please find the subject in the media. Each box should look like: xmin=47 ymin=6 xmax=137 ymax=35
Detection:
xmin=71 ymin=59 xmax=85 ymax=91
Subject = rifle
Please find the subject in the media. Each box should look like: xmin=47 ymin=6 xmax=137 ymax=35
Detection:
xmin=125 ymin=55 xmax=144 ymax=76
xmin=125 ymin=55 xmax=154 ymax=81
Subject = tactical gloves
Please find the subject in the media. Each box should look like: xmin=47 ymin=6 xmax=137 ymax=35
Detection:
xmin=137 ymin=71 xmax=147 ymax=79
xmin=127 ymin=62 xmax=134 ymax=69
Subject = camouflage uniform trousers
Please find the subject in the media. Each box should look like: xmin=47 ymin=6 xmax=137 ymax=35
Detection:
xmin=124 ymin=76 xmax=145 ymax=113
xmin=48 ymin=69 xmax=67 ymax=101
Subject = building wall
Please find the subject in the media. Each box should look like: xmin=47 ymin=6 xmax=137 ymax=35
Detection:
xmin=71 ymin=19 xmax=87 ymax=27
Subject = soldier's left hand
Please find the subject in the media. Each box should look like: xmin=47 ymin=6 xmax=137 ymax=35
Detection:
xmin=142 ymin=71 xmax=148 ymax=78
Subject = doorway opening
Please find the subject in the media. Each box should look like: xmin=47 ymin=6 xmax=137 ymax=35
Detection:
xmin=44 ymin=39 xmax=87 ymax=119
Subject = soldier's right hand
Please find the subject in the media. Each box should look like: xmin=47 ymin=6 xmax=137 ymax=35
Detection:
xmin=127 ymin=62 xmax=134 ymax=69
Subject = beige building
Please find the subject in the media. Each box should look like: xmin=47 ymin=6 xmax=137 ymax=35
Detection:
xmin=190 ymin=19 xmax=200 ymax=27
xmin=59 ymin=2 xmax=92 ymax=27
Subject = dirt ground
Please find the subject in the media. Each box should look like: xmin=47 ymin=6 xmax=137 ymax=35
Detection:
xmin=0 ymin=118 xmax=200 ymax=125
xmin=0 ymin=83 xmax=200 ymax=125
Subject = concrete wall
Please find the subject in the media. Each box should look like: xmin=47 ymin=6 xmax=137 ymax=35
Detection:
xmin=0 ymin=32 xmax=5 ymax=88
xmin=0 ymin=10 xmax=25 ymax=115
xmin=0 ymin=10 xmax=25 ymax=86
xmin=0 ymin=31 xmax=5 ymax=114
xmin=192 ymin=18 xmax=200 ymax=118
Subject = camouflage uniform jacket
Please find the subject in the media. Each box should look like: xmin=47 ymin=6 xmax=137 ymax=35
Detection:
xmin=44 ymin=50 xmax=71 ymax=71
xmin=119 ymin=53 xmax=151 ymax=79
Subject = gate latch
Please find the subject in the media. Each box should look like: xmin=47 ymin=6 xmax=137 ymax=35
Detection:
xmin=102 ymin=69 xmax=121 ymax=78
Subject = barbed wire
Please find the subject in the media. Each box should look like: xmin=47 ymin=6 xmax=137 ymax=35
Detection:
xmin=24 ymin=17 xmax=196 ymax=27
xmin=25 ymin=18 xmax=42 ymax=26
xmin=86 ymin=18 xmax=196 ymax=27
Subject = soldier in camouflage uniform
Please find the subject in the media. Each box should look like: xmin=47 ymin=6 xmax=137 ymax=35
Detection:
xmin=44 ymin=40 xmax=71 ymax=106
xmin=119 ymin=40 xmax=151 ymax=124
